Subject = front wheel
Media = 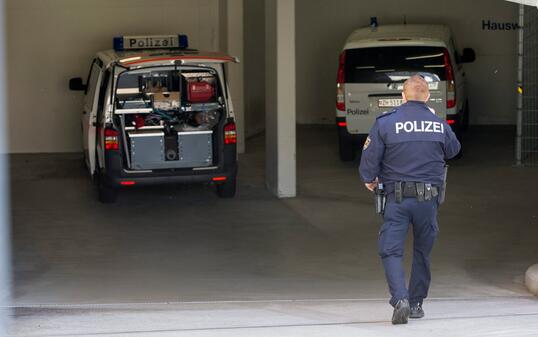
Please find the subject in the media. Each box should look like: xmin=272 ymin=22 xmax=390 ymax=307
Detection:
xmin=216 ymin=176 xmax=236 ymax=198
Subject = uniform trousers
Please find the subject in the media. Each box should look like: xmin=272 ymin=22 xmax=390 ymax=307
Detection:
xmin=378 ymin=195 xmax=439 ymax=307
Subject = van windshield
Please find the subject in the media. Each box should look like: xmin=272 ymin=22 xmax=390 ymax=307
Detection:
xmin=345 ymin=46 xmax=448 ymax=83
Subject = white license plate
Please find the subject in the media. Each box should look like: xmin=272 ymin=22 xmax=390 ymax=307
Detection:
xmin=378 ymin=98 xmax=403 ymax=108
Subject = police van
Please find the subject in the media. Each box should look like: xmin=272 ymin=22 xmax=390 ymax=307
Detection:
xmin=69 ymin=35 xmax=239 ymax=202
xmin=335 ymin=24 xmax=475 ymax=161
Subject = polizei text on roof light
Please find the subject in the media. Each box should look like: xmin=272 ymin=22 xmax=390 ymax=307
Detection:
xmin=113 ymin=34 xmax=189 ymax=51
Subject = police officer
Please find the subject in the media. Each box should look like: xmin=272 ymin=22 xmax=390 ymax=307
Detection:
xmin=359 ymin=75 xmax=461 ymax=324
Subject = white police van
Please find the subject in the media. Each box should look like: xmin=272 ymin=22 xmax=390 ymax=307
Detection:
xmin=336 ymin=24 xmax=475 ymax=161
xmin=70 ymin=35 xmax=239 ymax=202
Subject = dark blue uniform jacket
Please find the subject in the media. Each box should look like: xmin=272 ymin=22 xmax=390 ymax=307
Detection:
xmin=359 ymin=100 xmax=461 ymax=186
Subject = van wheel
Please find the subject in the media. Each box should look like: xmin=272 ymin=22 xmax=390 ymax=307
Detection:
xmin=216 ymin=177 xmax=236 ymax=198
xmin=462 ymin=101 xmax=470 ymax=132
xmin=98 ymin=178 xmax=118 ymax=203
xmin=338 ymin=137 xmax=356 ymax=161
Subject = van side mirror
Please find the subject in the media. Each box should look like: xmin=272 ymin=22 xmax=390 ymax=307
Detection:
xmin=69 ymin=77 xmax=87 ymax=91
xmin=460 ymin=48 xmax=476 ymax=64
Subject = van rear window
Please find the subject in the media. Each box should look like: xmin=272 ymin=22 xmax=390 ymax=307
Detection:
xmin=345 ymin=46 xmax=448 ymax=83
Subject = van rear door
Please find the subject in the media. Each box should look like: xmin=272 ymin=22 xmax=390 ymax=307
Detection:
xmin=343 ymin=46 xmax=448 ymax=134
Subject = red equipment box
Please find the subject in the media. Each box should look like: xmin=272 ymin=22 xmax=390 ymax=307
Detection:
xmin=188 ymin=81 xmax=215 ymax=103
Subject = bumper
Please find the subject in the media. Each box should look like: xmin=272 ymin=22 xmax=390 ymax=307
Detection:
xmin=102 ymin=143 xmax=237 ymax=188
xmin=103 ymin=164 xmax=237 ymax=188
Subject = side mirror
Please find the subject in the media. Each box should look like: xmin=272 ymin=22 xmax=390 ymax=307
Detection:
xmin=69 ymin=77 xmax=87 ymax=91
xmin=460 ymin=48 xmax=476 ymax=64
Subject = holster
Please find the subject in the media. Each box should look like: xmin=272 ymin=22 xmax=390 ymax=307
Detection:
xmin=395 ymin=182 xmax=403 ymax=203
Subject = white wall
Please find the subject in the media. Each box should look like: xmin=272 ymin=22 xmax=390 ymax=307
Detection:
xmin=7 ymin=0 xmax=219 ymax=153
xmin=296 ymin=0 xmax=519 ymax=125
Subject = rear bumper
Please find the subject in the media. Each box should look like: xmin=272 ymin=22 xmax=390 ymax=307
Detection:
xmin=103 ymin=164 xmax=237 ymax=188
xmin=101 ymin=143 xmax=237 ymax=188
xmin=336 ymin=117 xmax=368 ymax=138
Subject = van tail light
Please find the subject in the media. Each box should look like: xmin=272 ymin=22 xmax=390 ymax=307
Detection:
xmin=336 ymin=51 xmax=346 ymax=112
xmin=444 ymin=49 xmax=456 ymax=109
xmin=447 ymin=119 xmax=456 ymax=125
xmin=104 ymin=128 xmax=119 ymax=151
xmin=224 ymin=121 xmax=237 ymax=145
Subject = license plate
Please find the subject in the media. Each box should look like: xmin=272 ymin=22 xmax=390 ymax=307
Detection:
xmin=378 ymin=98 xmax=403 ymax=108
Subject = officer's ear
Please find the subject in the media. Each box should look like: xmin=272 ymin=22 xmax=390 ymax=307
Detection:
xmin=401 ymin=92 xmax=407 ymax=103
xmin=424 ymin=92 xmax=431 ymax=103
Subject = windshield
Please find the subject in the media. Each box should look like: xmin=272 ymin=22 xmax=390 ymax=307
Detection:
xmin=345 ymin=46 xmax=448 ymax=83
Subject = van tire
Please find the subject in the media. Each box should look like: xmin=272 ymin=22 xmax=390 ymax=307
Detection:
xmin=216 ymin=177 xmax=236 ymax=198
xmin=338 ymin=137 xmax=356 ymax=161
xmin=98 ymin=179 xmax=118 ymax=203
xmin=462 ymin=101 xmax=470 ymax=132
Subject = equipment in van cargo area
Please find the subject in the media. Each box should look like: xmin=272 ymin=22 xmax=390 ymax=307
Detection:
xmin=114 ymin=68 xmax=223 ymax=171
xmin=153 ymin=92 xmax=180 ymax=111
xmin=129 ymin=130 xmax=213 ymax=170
xmin=188 ymin=81 xmax=215 ymax=103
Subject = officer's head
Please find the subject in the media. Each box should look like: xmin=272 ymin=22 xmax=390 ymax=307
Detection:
xmin=402 ymin=75 xmax=430 ymax=103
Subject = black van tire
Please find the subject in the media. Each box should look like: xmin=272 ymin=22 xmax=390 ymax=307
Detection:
xmin=98 ymin=177 xmax=118 ymax=203
xmin=462 ymin=101 xmax=470 ymax=132
xmin=216 ymin=177 xmax=236 ymax=198
xmin=338 ymin=137 xmax=356 ymax=161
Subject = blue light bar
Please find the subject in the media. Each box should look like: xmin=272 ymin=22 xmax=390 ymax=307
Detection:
xmin=113 ymin=34 xmax=189 ymax=51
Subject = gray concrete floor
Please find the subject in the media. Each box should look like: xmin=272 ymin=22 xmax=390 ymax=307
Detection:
xmin=8 ymin=126 xmax=538 ymax=336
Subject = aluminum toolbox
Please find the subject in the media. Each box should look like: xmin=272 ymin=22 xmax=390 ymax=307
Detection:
xmin=177 ymin=131 xmax=213 ymax=167
xmin=129 ymin=130 xmax=213 ymax=170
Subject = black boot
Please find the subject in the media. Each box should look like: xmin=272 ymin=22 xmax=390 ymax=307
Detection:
xmin=392 ymin=299 xmax=410 ymax=325
xmin=410 ymin=303 xmax=424 ymax=319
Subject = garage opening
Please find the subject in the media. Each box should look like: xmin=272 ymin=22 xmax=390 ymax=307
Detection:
xmin=4 ymin=0 xmax=538 ymax=335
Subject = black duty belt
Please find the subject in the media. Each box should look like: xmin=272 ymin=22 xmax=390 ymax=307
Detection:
xmin=394 ymin=182 xmax=439 ymax=203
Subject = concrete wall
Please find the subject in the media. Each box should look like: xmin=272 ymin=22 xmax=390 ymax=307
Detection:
xmin=7 ymin=0 xmax=219 ymax=153
xmin=296 ymin=0 xmax=519 ymax=125
xmin=244 ymin=0 xmax=266 ymax=140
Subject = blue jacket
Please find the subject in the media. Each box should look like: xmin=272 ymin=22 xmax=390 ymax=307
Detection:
xmin=359 ymin=100 xmax=461 ymax=186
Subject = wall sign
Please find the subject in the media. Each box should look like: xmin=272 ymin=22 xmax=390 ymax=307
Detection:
xmin=482 ymin=20 xmax=521 ymax=30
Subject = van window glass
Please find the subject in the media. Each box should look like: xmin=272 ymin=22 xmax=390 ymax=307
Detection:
xmin=345 ymin=46 xmax=447 ymax=83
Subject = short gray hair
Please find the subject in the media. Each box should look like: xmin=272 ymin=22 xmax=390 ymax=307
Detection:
xmin=403 ymin=75 xmax=429 ymax=101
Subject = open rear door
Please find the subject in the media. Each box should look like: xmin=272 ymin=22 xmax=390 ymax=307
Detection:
xmin=82 ymin=60 xmax=103 ymax=175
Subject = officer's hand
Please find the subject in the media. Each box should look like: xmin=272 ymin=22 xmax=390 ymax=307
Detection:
xmin=365 ymin=181 xmax=378 ymax=192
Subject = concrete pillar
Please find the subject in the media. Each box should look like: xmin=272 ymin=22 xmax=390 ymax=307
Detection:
xmin=0 ymin=0 xmax=11 ymax=333
xmin=219 ymin=0 xmax=245 ymax=154
xmin=265 ymin=0 xmax=296 ymax=198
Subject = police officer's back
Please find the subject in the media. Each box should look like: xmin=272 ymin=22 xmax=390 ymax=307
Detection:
xmin=359 ymin=75 xmax=460 ymax=325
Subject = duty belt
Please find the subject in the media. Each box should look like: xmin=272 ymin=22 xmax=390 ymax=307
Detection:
xmin=394 ymin=182 xmax=439 ymax=203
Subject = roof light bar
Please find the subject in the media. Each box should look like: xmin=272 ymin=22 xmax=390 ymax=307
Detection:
xmin=113 ymin=34 xmax=189 ymax=51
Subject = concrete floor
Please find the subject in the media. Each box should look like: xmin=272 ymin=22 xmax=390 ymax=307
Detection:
xmin=8 ymin=126 xmax=538 ymax=336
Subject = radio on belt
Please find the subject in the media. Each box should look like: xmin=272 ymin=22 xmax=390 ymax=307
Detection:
xmin=113 ymin=34 xmax=189 ymax=51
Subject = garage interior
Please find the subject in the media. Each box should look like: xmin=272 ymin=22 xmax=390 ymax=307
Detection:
xmin=5 ymin=0 xmax=538 ymax=336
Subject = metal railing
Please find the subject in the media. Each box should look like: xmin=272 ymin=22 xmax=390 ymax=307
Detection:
xmin=519 ymin=5 xmax=538 ymax=165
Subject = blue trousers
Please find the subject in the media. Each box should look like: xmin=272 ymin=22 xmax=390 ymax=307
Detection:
xmin=378 ymin=196 xmax=439 ymax=307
